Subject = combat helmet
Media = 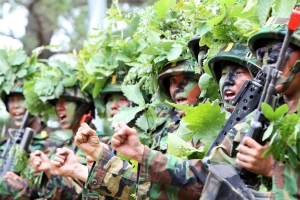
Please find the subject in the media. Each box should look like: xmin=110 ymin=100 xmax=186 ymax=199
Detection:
xmin=157 ymin=59 xmax=200 ymax=96
xmin=247 ymin=17 xmax=300 ymax=91
xmin=1 ymin=80 xmax=24 ymax=112
xmin=208 ymin=43 xmax=260 ymax=82
xmin=188 ymin=36 xmax=209 ymax=68
xmin=100 ymin=74 xmax=124 ymax=103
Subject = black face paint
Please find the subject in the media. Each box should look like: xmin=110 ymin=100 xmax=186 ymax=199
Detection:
xmin=221 ymin=65 xmax=240 ymax=96
xmin=172 ymin=81 xmax=189 ymax=101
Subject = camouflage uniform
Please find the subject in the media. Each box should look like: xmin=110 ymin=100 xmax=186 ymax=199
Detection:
xmin=206 ymin=18 xmax=300 ymax=199
xmin=32 ymin=87 xmax=100 ymax=200
xmin=247 ymin=17 xmax=300 ymax=199
xmin=82 ymin=59 xmax=209 ymax=200
xmin=0 ymin=83 xmax=50 ymax=200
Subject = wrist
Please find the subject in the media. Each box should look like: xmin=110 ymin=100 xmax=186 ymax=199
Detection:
xmin=92 ymin=145 xmax=103 ymax=161
xmin=135 ymin=145 xmax=145 ymax=163
xmin=72 ymin=163 xmax=88 ymax=182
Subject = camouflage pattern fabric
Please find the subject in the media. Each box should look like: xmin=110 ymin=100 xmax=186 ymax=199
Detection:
xmin=157 ymin=59 xmax=201 ymax=96
xmin=0 ymin=123 xmax=49 ymax=200
xmin=82 ymin=109 xmax=207 ymax=200
xmin=36 ymin=129 xmax=104 ymax=200
xmin=206 ymin=111 xmax=276 ymax=198
xmin=248 ymin=18 xmax=300 ymax=54
xmin=207 ymin=43 xmax=260 ymax=82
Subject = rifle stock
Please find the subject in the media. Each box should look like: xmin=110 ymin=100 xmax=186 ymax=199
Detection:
xmin=0 ymin=110 xmax=34 ymax=177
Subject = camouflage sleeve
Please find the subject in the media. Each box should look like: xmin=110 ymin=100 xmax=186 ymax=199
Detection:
xmin=0 ymin=178 xmax=31 ymax=200
xmin=38 ymin=174 xmax=82 ymax=200
xmin=272 ymin=161 xmax=300 ymax=199
xmin=84 ymin=148 xmax=138 ymax=199
xmin=136 ymin=147 xmax=205 ymax=199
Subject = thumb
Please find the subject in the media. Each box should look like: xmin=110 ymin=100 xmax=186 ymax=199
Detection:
xmin=118 ymin=122 xmax=137 ymax=137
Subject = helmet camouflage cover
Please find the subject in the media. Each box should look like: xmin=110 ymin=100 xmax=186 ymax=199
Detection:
xmin=248 ymin=17 xmax=300 ymax=54
xmin=157 ymin=59 xmax=200 ymax=96
xmin=1 ymin=80 xmax=23 ymax=106
xmin=99 ymin=74 xmax=124 ymax=102
xmin=208 ymin=43 xmax=260 ymax=82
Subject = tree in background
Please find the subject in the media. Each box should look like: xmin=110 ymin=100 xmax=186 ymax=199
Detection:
xmin=0 ymin=0 xmax=149 ymax=58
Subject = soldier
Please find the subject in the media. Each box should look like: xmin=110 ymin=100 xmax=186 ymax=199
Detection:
xmin=0 ymin=81 xmax=47 ymax=141
xmin=0 ymin=81 xmax=50 ymax=200
xmin=52 ymin=45 xmax=262 ymax=199
xmin=29 ymin=86 xmax=96 ymax=199
xmin=202 ymin=17 xmax=300 ymax=199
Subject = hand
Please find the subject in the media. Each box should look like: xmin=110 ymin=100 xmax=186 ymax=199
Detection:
xmin=3 ymin=172 xmax=29 ymax=192
xmin=86 ymin=156 xmax=95 ymax=166
xmin=75 ymin=123 xmax=104 ymax=160
xmin=111 ymin=122 xmax=144 ymax=163
xmin=29 ymin=150 xmax=51 ymax=178
xmin=237 ymin=136 xmax=274 ymax=177
xmin=51 ymin=147 xmax=88 ymax=182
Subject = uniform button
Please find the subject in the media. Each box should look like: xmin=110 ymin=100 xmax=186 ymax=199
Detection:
xmin=91 ymin=179 xmax=98 ymax=185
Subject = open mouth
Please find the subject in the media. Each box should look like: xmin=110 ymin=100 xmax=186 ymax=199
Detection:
xmin=176 ymin=97 xmax=188 ymax=105
xmin=223 ymin=90 xmax=236 ymax=102
xmin=59 ymin=114 xmax=67 ymax=124
xmin=13 ymin=112 xmax=24 ymax=120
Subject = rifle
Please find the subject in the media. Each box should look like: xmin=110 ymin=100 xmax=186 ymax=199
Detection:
xmin=204 ymin=63 xmax=265 ymax=163
xmin=236 ymin=10 xmax=300 ymax=187
xmin=0 ymin=110 xmax=34 ymax=177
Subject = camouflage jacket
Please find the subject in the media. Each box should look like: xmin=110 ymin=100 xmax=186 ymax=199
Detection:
xmin=0 ymin=127 xmax=49 ymax=200
xmin=36 ymin=129 xmax=106 ymax=200
xmin=83 ymin=109 xmax=206 ymax=200
xmin=207 ymin=111 xmax=277 ymax=198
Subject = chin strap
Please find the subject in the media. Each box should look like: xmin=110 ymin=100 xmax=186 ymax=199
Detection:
xmin=275 ymin=59 xmax=300 ymax=92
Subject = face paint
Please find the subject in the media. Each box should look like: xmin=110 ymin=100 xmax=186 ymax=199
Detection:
xmin=7 ymin=94 xmax=26 ymax=127
xmin=219 ymin=63 xmax=252 ymax=113
xmin=55 ymin=98 xmax=77 ymax=130
xmin=105 ymin=93 xmax=130 ymax=118
xmin=168 ymin=75 xmax=201 ymax=105
xmin=256 ymin=41 xmax=300 ymax=94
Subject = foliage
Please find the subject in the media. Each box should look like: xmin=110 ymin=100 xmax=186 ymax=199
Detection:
xmin=262 ymin=102 xmax=300 ymax=167
xmin=109 ymin=84 xmax=164 ymax=145
xmin=123 ymin=0 xmax=196 ymax=101
xmin=166 ymin=100 xmax=226 ymax=156
xmin=24 ymin=54 xmax=80 ymax=122
xmin=0 ymin=47 xmax=39 ymax=94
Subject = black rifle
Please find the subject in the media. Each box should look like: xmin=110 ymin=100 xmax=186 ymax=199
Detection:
xmin=0 ymin=110 xmax=34 ymax=177
xmin=204 ymin=65 xmax=265 ymax=163
xmin=236 ymin=10 xmax=300 ymax=187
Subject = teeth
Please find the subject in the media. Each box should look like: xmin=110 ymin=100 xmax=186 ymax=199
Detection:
xmin=225 ymin=91 xmax=234 ymax=95
xmin=60 ymin=114 xmax=64 ymax=117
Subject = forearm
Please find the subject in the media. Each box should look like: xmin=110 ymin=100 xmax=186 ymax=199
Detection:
xmin=71 ymin=163 xmax=88 ymax=182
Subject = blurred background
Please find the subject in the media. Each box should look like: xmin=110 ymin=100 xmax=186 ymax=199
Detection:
xmin=0 ymin=0 xmax=155 ymax=132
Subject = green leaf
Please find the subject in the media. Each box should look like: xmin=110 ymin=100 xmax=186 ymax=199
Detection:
xmin=121 ymin=85 xmax=145 ymax=106
xmin=199 ymin=73 xmax=220 ymax=100
xmin=154 ymin=0 xmax=176 ymax=19
xmin=242 ymin=0 xmax=257 ymax=13
xmin=16 ymin=69 xmax=27 ymax=78
xmin=183 ymin=101 xmax=226 ymax=148
xmin=257 ymin=0 xmax=274 ymax=26
xmin=9 ymin=49 xmax=27 ymax=66
xmin=261 ymin=103 xmax=275 ymax=121
xmin=92 ymin=78 xmax=107 ymax=98
xmin=167 ymin=134 xmax=205 ymax=159
xmin=165 ymin=100 xmax=191 ymax=111
xmin=109 ymin=106 xmax=144 ymax=124
xmin=177 ymin=120 xmax=193 ymax=141
xmin=167 ymin=44 xmax=182 ymax=61
xmin=262 ymin=122 xmax=274 ymax=141
xmin=207 ymin=6 xmax=226 ymax=26
xmin=273 ymin=0 xmax=296 ymax=18
xmin=274 ymin=104 xmax=289 ymax=121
